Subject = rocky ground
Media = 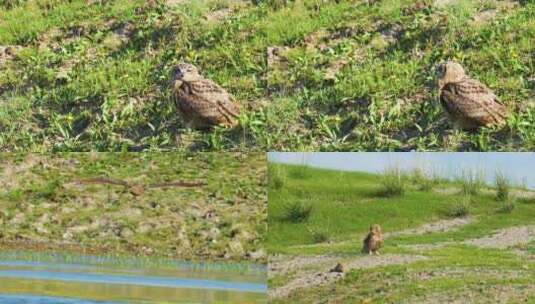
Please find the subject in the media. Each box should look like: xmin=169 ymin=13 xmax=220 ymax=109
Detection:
xmin=0 ymin=153 xmax=267 ymax=263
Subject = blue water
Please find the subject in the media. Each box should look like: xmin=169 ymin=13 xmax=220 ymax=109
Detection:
xmin=0 ymin=269 xmax=266 ymax=293
xmin=0 ymin=258 xmax=267 ymax=303
xmin=0 ymin=294 xmax=120 ymax=304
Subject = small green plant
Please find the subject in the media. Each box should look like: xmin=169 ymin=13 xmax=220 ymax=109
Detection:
xmin=497 ymin=199 xmax=516 ymax=214
xmin=459 ymin=169 xmax=485 ymax=196
xmin=288 ymin=165 xmax=310 ymax=180
xmin=306 ymin=222 xmax=331 ymax=243
xmin=269 ymin=164 xmax=286 ymax=189
xmin=36 ymin=179 xmax=61 ymax=200
xmin=282 ymin=200 xmax=312 ymax=222
xmin=448 ymin=198 xmax=471 ymax=217
xmin=310 ymin=230 xmax=329 ymax=243
xmin=380 ymin=165 xmax=405 ymax=197
xmin=495 ymin=171 xmax=510 ymax=201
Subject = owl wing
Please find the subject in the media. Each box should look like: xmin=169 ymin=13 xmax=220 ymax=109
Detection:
xmin=362 ymin=233 xmax=371 ymax=250
xmin=179 ymin=79 xmax=240 ymax=126
xmin=440 ymin=78 xmax=506 ymax=126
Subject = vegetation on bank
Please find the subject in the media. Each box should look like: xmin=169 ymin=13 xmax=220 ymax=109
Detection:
xmin=0 ymin=153 xmax=267 ymax=263
xmin=1 ymin=0 xmax=534 ymax=151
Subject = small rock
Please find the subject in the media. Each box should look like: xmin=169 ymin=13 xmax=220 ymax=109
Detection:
xmin=228 ymin=240 xmax=245 ymax=257
xmin=120 ymin=228 xmax=134 ymax=238
xmin=248 ymin=249 xmax=266 ymax=260
xmin=62 ymin=231 xmax=73 ymax=240
xmin=330 ymin=262 xmax=344 ymax=273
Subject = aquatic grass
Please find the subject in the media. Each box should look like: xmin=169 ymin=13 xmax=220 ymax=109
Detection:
xmin=0 ymin=251 xmax=267 ymax=275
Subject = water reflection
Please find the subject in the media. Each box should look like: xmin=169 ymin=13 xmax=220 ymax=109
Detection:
xmin=0 ymin=259 xmax=266 ymax=304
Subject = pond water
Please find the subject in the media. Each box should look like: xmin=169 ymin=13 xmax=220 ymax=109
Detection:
xmin=0 ymin=254 xmax=266 ymax=304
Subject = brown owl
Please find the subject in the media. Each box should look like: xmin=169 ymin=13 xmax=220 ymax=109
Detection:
xmin=362 ymin=224 xmax=383 ymax=255
xmin=436 ymin=61 xmax=507 ymax=130
xmin=169 ymin=63 xmax=240 ymax=129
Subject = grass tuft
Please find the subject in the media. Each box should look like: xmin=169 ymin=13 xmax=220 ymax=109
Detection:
xmin=495 ymin=171 xmax=510 ymax=202
xmin=447 ymin=198 xmax=471 ymax=217
xmin=282 ymin=200 xmax=312 ymax=223
xmin=459 ymin=169 xmax=485 ymax=196
xmin=269 ymin=163 xmax=287 ymax=189
xmin=380 ymin=165 xmax=405 ymax=197
xmin=497 ymin=199 xmax=516 ymax=214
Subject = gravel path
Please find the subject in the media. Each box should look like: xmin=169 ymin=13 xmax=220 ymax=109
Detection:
xmin=464 ymin=225 xmax=535 ymax=249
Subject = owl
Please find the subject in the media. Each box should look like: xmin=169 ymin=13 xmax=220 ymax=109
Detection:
xmin=169 ymin=63 xmax=240 ymax=129
xmin=362 ymin=224 xmax=383 ymax=255
xmin=436 ymin=61 xmax=507 ymax=130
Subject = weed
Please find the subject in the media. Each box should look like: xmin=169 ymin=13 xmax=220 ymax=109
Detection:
xmin=497 ymin=199 xmax=516 ymax=214
xmin=269 ymin=164 xmax=286 ymax=189
xmin=495 ymin=171 xmax=510 ymax=201
xmin=288 ymin=165 xmax=310 ymax=180
xmin=36 ymin=179 xmax=61 ymax=200
xmin=410 ymin=168 xmax=439 ymax=192
xmin=459 ymin=169 xmax=485 ymax=196
xmin=282 ymin=200 xmax=312 ymax=223
xmin=380 ymin=165 xmax=405 ymax=197
xmin=448 ymin=198 xmax=471 ymax=217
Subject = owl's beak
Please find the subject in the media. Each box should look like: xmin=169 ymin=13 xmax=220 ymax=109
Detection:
xmin=172 ymin=79 xmax=183 ymax=89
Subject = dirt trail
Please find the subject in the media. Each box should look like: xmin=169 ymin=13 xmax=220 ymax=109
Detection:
xmin=268 ymin=255 xmax=338 ymax=279
xmin=269 ymin=254 xmax=428 ymax=300
xmin=386 ymin=217 xmax=472 ymax=238
xmin=465 ymin=225 xmax=535 ymax=249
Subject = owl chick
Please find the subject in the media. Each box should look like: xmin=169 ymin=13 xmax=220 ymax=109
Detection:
xmin=436 ymin=61 xmax=507 ymax=130
xmin=169 ymin=63 xmax=240 ymax=129
xmin=362 ymin=224 xmax=383 ymax=255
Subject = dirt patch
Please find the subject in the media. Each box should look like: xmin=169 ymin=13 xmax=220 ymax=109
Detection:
xmin=407 ymin=284 xmax=535 ymax=304
xmin=410 ymin=267 xmax=530 ymax=282
xmin=0 ymin=46 xmax=22 ymax=65
xmin=433 ymin=0 xmax=460 ymax=8
xmin=472 ymin=1 xmax=518 ymax=25
xmin=269 ymin=254 xmax=428 ymax=299
xmin=166 ymin=0 xmax=187 ymax=7
xmin=433 ymin=187 xmax=459 ymax=195
xmin=204 ymin=8 xmax=231 ymax=23
xmin=465 ymin=225 xmax=535 ymax=249
xmin=268 ymin=254 xmax=338 ymax=278
xmin=387 ymin=217 xmax=473 ymax=238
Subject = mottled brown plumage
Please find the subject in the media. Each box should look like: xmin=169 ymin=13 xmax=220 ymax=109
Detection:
xmin=436 ymin=61 xmax=507 ymax=130
xmin=169 ymin=63 xmax=240 ymax=129
xmin=362 ymin=224 xmax=383 ymax=255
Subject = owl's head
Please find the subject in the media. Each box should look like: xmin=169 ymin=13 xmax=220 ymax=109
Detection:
xmin=436 ymin=61 xmax=466 ymax=86
xmin=171 ymin=63 xmax=201 ymax=82
xmin=370 ymin=224 xmax=382 ymax=235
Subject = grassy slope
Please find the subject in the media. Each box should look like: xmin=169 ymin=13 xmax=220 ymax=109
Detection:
xmin=268 ymin=163 xmax=535 ymax=303
xmin=0 ymin=153 xmax=267 ymax=263
xmin=1 ymin=0 xmax=534 ymax=151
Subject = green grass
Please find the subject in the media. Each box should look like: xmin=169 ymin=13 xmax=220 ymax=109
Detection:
xmin=0 ymin=0 xmax=534 ymax=151
xmin=268 ymin=163 xmax=535 ymax=303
